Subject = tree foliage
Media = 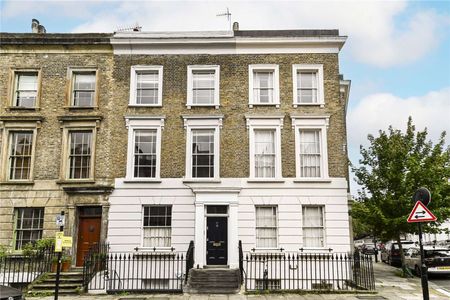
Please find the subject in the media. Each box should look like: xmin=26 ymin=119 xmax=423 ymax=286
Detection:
xmin=351 ymin=117 xmax=450 ymax=269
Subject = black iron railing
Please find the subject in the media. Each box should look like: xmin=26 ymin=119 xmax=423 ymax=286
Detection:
xmin=243 ymin=251 xmax=375 ymax=292
xmin=185 ymin=240 xmax=194 ymax=283
xmin=0 ymin=246 xmax=56 ymax=288
xmin=82 ymin=242 xmax=110 ymax=292
xmin=83 ymin=248 xmax=187 ymax=293
xmin=238 ymin=240 xmax=244 ymax=284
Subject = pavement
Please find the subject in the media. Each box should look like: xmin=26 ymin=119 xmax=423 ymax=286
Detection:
xmin=27 ymin=261 xmax=450 ymax=300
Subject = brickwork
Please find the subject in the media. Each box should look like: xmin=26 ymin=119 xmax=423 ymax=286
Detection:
xmin=0 ymin=47 xmax=114 ymax=180
xmin=0 ymin=41 xmax=114 ymax=250
xmin=111 ymin=53 xmax=348 ymax=179
xmin=0 ymin=33 xmax=350 ymax=251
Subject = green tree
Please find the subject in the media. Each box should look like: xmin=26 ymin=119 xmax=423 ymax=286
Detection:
xmin=351 ymin=117 xmax=450 ymax=274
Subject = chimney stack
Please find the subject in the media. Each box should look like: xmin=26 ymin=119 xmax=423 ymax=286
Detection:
xmin=232 ymin=22 xmax=239 ymax=32
xmin=31 ymin=19 xmax=46 ymax=33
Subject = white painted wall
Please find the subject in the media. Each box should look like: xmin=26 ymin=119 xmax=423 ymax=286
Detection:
xmin=107 ymin=178 xmax=351 ymax=264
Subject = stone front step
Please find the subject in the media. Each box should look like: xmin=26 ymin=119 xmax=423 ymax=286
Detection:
xmin=185 ymin=268 xmax=241 ymax=294
xmin=28 ymin=270 xmax=84 ymax=296
xmin=47 ymin=272 xmax=83 ymax=277
xmin=28 ymin=289 xmax=79 ymax=295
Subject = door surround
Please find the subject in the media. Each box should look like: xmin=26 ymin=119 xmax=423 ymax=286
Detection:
xmin=190 ymin=186 xmax=240 ymax=269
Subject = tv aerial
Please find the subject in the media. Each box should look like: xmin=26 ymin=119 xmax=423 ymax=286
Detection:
xmin=217 ymin=8 xmax=232 ymax=31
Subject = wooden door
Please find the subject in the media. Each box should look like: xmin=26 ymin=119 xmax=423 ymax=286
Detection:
xmin=206 ymin=217 xmax=228 ymax=265
xmin=76 ymin=217 xmax=101 ymax=266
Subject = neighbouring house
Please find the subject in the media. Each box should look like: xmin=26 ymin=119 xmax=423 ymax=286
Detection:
xmin=0 ymin=24 xmax=114 ymax=268
xmin=107 ymin=25 xmax=352 ymax=269
xmin=405 ymin=220 xmax=450 ymax=245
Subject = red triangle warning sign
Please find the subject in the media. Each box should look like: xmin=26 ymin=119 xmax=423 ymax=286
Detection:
xmin=407 ymin=201 xmax=437 ymax=223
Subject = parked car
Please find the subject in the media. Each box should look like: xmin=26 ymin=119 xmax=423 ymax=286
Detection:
xmin=381 ymin=240 xmax=415 ymax=266
xmin=0 ymin=285 xmax=23 ymax=300
xmin=361 ymin=244 xmax=376 ymax=255
xmin=405 ymin=247 xmax=450 ymax=276
xmin=354 ymin=239 xmax=365 ymax=249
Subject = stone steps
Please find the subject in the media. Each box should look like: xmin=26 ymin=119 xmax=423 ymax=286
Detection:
xmin=185 ymin=268 xmax=241 ymax=294
xmin=27 ymin=270 xmax=84 ymax=296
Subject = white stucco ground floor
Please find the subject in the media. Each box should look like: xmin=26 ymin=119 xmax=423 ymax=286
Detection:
xmin=107 ymin=178 xmax=351 ymax=269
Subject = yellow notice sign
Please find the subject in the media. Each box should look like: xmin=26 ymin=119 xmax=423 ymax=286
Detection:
xmin=55 ymin=232 xmax=63 ymax=252
xmin=62 ymin=236 xmax=72 ymax=248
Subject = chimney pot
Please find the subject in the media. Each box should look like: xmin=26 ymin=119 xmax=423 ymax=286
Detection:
xmin=31 ymin=19 xmax=39 ymax=33
xmin=38 ymin=25 xmax=46 ymax=34
xmin=233 ymin=22 xmax=239 ymax=31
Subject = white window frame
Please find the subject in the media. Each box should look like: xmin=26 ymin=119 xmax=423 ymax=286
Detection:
xmin=248 ymin=64 xmax=280 ymax=108
xmin=141 ymin=205 xmax=172 ymax=249
xmin=302 ymin=205 xmax=326 ymax=249
xmin=67 ymin=67 xmax=98 ymax=108
xmin=187 ymin=65 xmax=220 ymax=109
xmin=125 ymin=116 xmax=165 ymax=181
xmin=246 ymin=115 xmax=283 ymax=180
xmin=129 ymin=65 xmax=163 ymax=107
xmin=0 ymin=121 xmax=40 ymax=183
xmin=292 ymin=64 xmax=324 ymax=107
xmin=255 ymin=205 xmax=278 ymax=249
xmin=291 ymin=115 xmax=329 ymax=180
xmin=183 ymin=116 xmax=222 ymax=181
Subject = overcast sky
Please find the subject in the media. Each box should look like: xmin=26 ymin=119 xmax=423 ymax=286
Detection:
xmin=1 ymin=0 xmax=449 ymax=195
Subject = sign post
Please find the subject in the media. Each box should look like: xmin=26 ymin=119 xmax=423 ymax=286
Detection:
xmin=54 ymin=211 xmax=65 ymax=300
xmin=407 ymin=188 xmax=435 ymax=300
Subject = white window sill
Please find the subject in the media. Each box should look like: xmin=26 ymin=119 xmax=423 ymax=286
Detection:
xmin=247 ymin=178 xmax=285 ymax=183
xmin=135 ymin=247 xmax=176 ymax=254
xmin=293 ymin=103 xmax=324 ymax=108
xmin=293 ymin=178 xmax=332 ymax=183
xmin=186 ymin=104 xmax=220 ymax=109
xmin=249 ymin=103 xmax=280 ymax=108
xmin=123 ymin=179 xmax=162 ymax=183
xmin=183 ymin=178 xmax=221 ymax=183
xmin=251 ymin=248 xmax=285 ymax=256
xmin=298 ymin=247 xmax=332 ymax=253
xmin=252 ymin=247 xmax=282 ymax=251
xmin=123 ymin=178 xmax=162 ymax=183
xmin=128 ymin=104 xmax=162 ymax=107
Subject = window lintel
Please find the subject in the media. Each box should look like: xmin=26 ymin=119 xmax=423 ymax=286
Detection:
xmin=0 ymin=117 xmax=43 ymax=129
xmin=182 ymin=115 xmax=223 ymax=129
xmin=245 ymin=114 xmax=284 ymax=129
xmin=125 ymin=115 xmax=165 ymax=129
xmin=57 ymin=115 xmax=102 ymax=129
xmin=290 ymin=115 xmax=330 ymax=129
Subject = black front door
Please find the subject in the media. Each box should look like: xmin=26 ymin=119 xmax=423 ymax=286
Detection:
xmin=206 ymin=217 xmax=227 ymax=265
